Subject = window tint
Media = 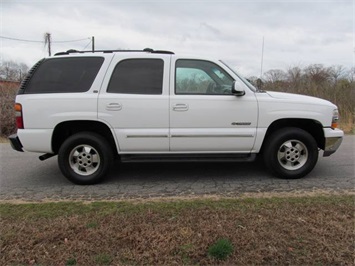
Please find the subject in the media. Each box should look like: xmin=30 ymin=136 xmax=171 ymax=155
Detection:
xmin=175 ymin=60 xmax=234 ymax=95
xmin=25 ymin=57 xmax=104 ymax=93
xmin=108 ymin=59 xmax=164 ymax=94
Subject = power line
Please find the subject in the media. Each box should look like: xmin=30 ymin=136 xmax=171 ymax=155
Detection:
xmin=0 ymin=35 xmax=90 ymax=43
xmin=0 ymin=36 xmax=42 ymax=43
xmin=82 ymin=40 xmax=92 ymax=50
xmin=53 ymin=38 xmax=91 ymax=43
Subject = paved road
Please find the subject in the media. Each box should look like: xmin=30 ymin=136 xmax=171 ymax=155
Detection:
xmin=0 ymin=136 xmax=354 ymax=201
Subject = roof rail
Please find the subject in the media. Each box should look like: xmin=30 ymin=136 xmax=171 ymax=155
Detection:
xmin=54 ymin=48 xmax=174 ymax=56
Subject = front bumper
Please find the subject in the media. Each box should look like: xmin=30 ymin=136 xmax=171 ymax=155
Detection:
xmin=8 ymin=134 xmax=24 ymax=152
xmin=323 ymin=136 xmax=343 ymax=157
xmin=323 ymin=128 xmax=343 ymax=157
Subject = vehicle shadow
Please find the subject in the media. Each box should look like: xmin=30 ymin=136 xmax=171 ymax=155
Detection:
xmin=106 ymin=159 xmax=271 ymax=183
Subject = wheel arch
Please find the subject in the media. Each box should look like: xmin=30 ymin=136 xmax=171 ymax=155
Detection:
xmin=52 ymin=120 xmax=118 ymax=155
xmin=261 ymin=118 xmax=325 ymax=152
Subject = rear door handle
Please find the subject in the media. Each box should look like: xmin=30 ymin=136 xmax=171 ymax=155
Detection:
xmin=106 ymin=103 xmax=122 ymax=111
xmin=173 ymin=104 xmax=189 ymax=112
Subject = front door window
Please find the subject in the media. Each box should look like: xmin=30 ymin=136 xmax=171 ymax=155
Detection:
xmin=175 ymin=59 xmax=234 ymax=95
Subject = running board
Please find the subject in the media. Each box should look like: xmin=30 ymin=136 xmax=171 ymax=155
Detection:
xmin=120 ymin=153 xmax=256 ymax=163
xmin=39 ymin=153 xmax=56 ymax=161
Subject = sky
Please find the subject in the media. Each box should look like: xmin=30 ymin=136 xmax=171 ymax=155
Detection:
xmin=0 ymin=0 xmax=354 ymax=77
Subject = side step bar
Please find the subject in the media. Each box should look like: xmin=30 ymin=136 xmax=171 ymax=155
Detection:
xmin=39 ymin=153 xmax=56 ymax=161
xmin=120 ymin=153 xmax=256 ymax=163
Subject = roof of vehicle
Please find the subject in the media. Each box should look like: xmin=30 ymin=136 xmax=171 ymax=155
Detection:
xmin=54 ymin=48 xmax=174 ymax=56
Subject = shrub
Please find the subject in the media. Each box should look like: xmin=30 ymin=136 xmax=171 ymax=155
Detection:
xmin=65 ymin=258 xmax=77 ymax=265
xmin=0 ymin=83 xmax=18 ymax=137
xmin=207 ymin=238 xmax=234 ymax=260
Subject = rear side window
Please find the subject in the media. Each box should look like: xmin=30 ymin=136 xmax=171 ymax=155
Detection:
xmin=107 ymin=59 xmax=164 ymax=94
xmin=25 ymin=57 xmax=104 ymax=93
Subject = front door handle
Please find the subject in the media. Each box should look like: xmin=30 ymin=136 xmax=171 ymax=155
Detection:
xmin=173 ymin=104 xmax=189 ymax=112
xmin=106 ymin=103 xmax=122 ymax=111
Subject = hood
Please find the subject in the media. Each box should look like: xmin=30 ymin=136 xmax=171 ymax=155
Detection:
xmin=265 ymin=91 xmax=336 ymax=107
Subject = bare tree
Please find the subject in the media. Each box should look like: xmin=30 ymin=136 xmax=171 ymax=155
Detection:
xmin=329 ymin=65 xmax=346 ymax=85
xmin=304 ymin=64 xmax=331 ymax=84
xmin=347 ymin=67 xmax=355 ymax=83
xmin=264 ymin=69 xmax=287 ymax=83
xmin=287 ymin=66 xmax=302 ymax=84
xmin=0 ymin=61 xmax=29 ymax=81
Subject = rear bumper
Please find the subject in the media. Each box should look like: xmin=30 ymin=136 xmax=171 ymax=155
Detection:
xmin=323 ymin=128 xmax=343 ymax=157
xmin=8 ymin=134 xmax=24 ymax=152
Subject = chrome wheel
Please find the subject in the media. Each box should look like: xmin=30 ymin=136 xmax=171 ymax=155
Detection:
xmin=277 ymin=139 xmax=308 ymax=171
xmin=69 ymin=144 xmax=101 ymax=176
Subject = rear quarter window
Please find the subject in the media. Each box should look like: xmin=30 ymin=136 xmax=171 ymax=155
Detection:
xmin=107 ymin=59 xmax=164 ymax=95
xmin=24 ymin=57 xmax=104 ymax=94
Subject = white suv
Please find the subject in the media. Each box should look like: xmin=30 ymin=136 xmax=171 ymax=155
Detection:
xmin=9 ymin=48 xmax=343 ymax=184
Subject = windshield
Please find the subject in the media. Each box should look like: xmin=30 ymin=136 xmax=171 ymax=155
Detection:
xmin=220 ymin=60 xmax=258 ymax=92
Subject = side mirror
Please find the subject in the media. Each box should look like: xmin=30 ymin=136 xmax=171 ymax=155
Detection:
xmin=232 ymin=81 xmax=245 ymax=96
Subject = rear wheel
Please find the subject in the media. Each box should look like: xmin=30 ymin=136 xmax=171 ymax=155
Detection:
xmin=58 ymin=132 xmax=113 ymax=185
xmin=263 ymin=128 xmax=318 ymax=179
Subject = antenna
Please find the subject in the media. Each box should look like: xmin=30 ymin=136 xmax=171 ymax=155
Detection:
xmin=260 ymin=36 xmax=264 ymax=78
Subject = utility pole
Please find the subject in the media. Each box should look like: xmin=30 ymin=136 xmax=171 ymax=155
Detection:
xmin=44 ymin=32 xmax=52 ymax=56
xmin=92 ymin=36 xmax=95 ymax=52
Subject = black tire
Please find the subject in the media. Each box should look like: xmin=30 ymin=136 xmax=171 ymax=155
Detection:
xmin=263 ymin=127 xmax=318 ymax=179
xmin=58 ymin=132 xmax=113 ymax=185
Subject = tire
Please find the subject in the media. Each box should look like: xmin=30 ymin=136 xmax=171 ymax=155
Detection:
xmin=58 ymin=132 xmax=113 ymax=185
xmin=263 ymin=127 xmax=318 ymax=179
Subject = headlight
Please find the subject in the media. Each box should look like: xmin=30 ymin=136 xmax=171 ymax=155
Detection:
xmin=331 ymin=109 xmax=339 ymax=129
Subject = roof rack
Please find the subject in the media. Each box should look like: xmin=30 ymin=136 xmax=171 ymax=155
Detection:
xmin=54 ymin=48 xmax=174 ymax=56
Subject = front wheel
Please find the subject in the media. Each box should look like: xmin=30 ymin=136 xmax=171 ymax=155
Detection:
xmin=58 ymin=132 xmax=113 ymax=185
xmin=263 ymin=128 xmax=318 ymax=179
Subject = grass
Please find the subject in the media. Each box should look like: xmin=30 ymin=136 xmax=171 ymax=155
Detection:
xmin=0 ymin=195 xmax=354 ymax=265
xmin=339 ymin=119 xmax=355 ymax=134
xmin=86 ymin=221 xmax=99 ymax=228
xmin=94 ymin=253 xmax=112 ymax=265
xmin=208 ymin=238 xmax=234 ymax=260
xmin=65 ymin=258 xmax=77 ymax=265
